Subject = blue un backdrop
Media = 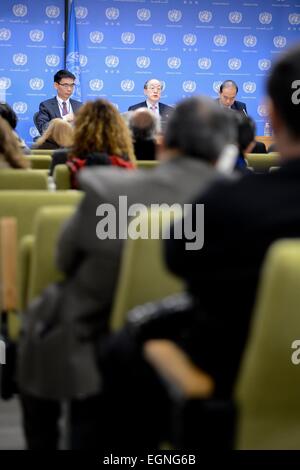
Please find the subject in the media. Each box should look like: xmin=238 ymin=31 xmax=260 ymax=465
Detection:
xmin=0 ymin=0 xmax=300 ymax=144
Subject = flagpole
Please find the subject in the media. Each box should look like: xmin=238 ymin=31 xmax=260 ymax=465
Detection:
xmin=64 ymin=0 xmax=69 ymax=66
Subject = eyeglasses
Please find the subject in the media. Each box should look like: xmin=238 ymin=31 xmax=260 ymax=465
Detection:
xmin=148 ymin=86 xmax=162 ymax=91
xmin=58 ymin=82 xmax=75 ymax=89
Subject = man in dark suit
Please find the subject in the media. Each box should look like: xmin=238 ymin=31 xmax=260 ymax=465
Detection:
xmin=35 ymin=70 xmax=82 ymax=135
xmin=217 ymin=79 xmax=247 ymax=114
xmin=128 ymin=78 xmax=173 ymax=128
xmin=217 ymin=80 xmax=266 ymax=153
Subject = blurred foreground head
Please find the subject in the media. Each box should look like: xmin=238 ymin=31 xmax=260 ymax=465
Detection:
xmin=267 ymin=43 xmax=300 ymax=144
xmin=164 ymin=96 xmax=236 ymax=164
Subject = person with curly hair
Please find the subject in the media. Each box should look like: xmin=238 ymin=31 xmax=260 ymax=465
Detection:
xmin=50 ymin=99 xmax=136 ymax=187
xmin=0 ymin=117 xmax=29 ymax=169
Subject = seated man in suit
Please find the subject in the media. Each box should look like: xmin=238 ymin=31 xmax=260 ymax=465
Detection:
xmin=218 ymin=80 xmax=266 ymax=153
xmin=217 ymin=80 xmax=247 ymax=114
xmin=128 ymin=78 xmax=173 ymax=129
xmin=35 ymin=70 xmax=82 ymax=135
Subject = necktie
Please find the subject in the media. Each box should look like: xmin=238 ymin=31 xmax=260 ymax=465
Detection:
xmin=150 ymin=105 xmax=158 ymax=114
xmin=62 ymin=101 xmax=68 ymax=116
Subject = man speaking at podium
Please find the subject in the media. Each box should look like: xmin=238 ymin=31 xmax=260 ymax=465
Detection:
xmin=128 ymin=78 xmax=173 ymax=128
xmin=35 ymin=70 xmax=82 ymax=135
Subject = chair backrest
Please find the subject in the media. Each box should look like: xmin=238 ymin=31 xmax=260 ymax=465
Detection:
xmin=31 ymin=149 xmax=55 ymax=156
xmin=110 ymin=208 xmax=184 ymax=331
xmin=235 ymin=239 xmax=300 ymax=449
xmin=0 ymin=190 xmax=82 ymax=242
xmin=245 ymin=153 xmax=280 ymax=173
xmin=25 ymin=206 xmax=76 ymax=306
xmin=54 ymin=164 xmax=71 ymax=190
xmin=0 ymin=218 xmax=17 ymax=312
xmin=0 ymin=169 xmax=48 ymax=190
xmin=136 ymin=160 xmax=159 ymax=170
xmin=26 ymin=155 xmax=52 ymax=170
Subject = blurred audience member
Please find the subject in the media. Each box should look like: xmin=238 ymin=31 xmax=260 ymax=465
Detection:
xmin=32 ymin=118 xmax=74 ymax=150
xmin=50 ymin=99 xmax=136 ymax=187
xmin=128 ymin=108 xmax=160 ymax=160
xmin=0 ymin=102 xmax=30 ymax=154
xmin=233 ymin=113 xmax=256 ymax=172
xmin=0 ymin=116 xmax=29 ymax=169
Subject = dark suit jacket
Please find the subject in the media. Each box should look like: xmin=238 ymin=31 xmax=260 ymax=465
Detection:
xmin=128 ymin=101 xmax=173 ymax=122
xmin=35 ymin=97 xmax=82 ymax=134
xmin=166 ymin=158 xmax=300 ymax=396
xmin=216 ymin=98 xmax=247 ymax=115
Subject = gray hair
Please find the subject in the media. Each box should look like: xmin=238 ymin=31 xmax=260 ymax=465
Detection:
xmin=128 ymin=108 xmax=161 ymax=141
xmin=164 ymin=96 xmax=237 ymax=163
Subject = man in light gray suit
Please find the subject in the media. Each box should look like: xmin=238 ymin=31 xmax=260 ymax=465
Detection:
xmin=19 ymin=96 xmax=237 ymax=449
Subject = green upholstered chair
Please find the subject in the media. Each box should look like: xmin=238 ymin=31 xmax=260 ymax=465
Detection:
xmin=0 ymin=190 xmax=82 ymax=309
xmin=110 ymin=208 xmax=184 ymax=331
xmin=31 ymin=149 xmax=54 ymax=155
xmin=136 ymin=160 xmax=159 ymax=170
xmin=0 ymin=169 xmax=48 ymax=190
xmin=54 ymin=164 xmax=71 ymax=190
xmin=21 ymin=206 xmax=76 ymax=308
xmin=235 ymin=239 xmax=300 ymax=449
xmin=245 ymin=153 xmax=280 ymax=173
xmin=26 ymin=154 xmax=52 ymax=170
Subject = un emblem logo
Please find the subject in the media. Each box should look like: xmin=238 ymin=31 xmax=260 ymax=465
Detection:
xmin=29 ymin=30 xmax=44 ymax=42
xmin=45 ymin=54 xmax=60 ymax=67
xmin=89 ymin=31 xmax=104 ymax=44
xmin=105 ymin=55 xmax=119 ymax=68
xmin=213 ymin=35 xmax=227 ymax=47
xmin=182 ymin=81 xmax=196 ymax=93
xmin=244 ymin=35 xmax=257 ymax=48
xmin=228 ymin=58 xmax=242 ymax=70
xmin=168 ymin=10 xmax=182 ymax=22
xmin=198 ymin=57 xmax=212 ymax=70
xmin=257 ymin=104 xmax=268 ymax=117
xmin=229 ymin=11 xmax=242 ymax=23
xmin=198 ymin=11 xmax=213 ymax=23
xmin=89 ymin=79 xmax=104 ymax=91
xmin=75 ymin=6 xmax=88 ymax=19
xmin=137 ymin=9 xmax=151 ymax=21
xmin=289 ymin=13 xmax=300 ymax=25
xmin=30 ymin=126 xmax=39 ymax=138
xmin=136 ymin=56 xmax=151 ymax=69
xmin=258 ymin=59 xmax=271 ymax=71
xmin=121 ymin=32 xmax=135 ymax=45
xmin=13 ymin=102 xmax=27 ymax=114
xmin=79 ymin=55 xmax=88 ymax=67
xmin=0 ymin=28 xmax=11 ymax=41
xmin=29 ymin=78 xmax=44 ymax=91
xmin=121 ymin=80 xmax=135 ymax=92
xmin=45 ymin=6 xmax=60 ymax=18
xmin=0 ymin=77 xmax=11 ymax=90
xmin=243 ymin=82 xmax=256 ymax=94
xmin=105 ymin=7 xmax=119 ymax=20
xmin=13 ymin=53 xmax=27 ymax=66
xmin=259 ymin=12 xmax=272 ymax=25
xmin=152 ymin=33 xmax=166 ymax=46
xmin=213 ymin=81 xmax=223 ymax=93
xmin=12 ymin=4 xmax=27 ymax=17
xmin=67 ymin=51 xmax=80 ymax=63
xmin=183 ymin=34 xmax=197 ymax=46
xmin=273 ymin=36 xmax=287 ymax=48
xmin=167 ymin=57 xmax=181 ymax=69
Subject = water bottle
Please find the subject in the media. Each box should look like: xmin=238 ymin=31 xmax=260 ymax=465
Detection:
xmin=264 ymin=121 xmax=272 ymax=137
